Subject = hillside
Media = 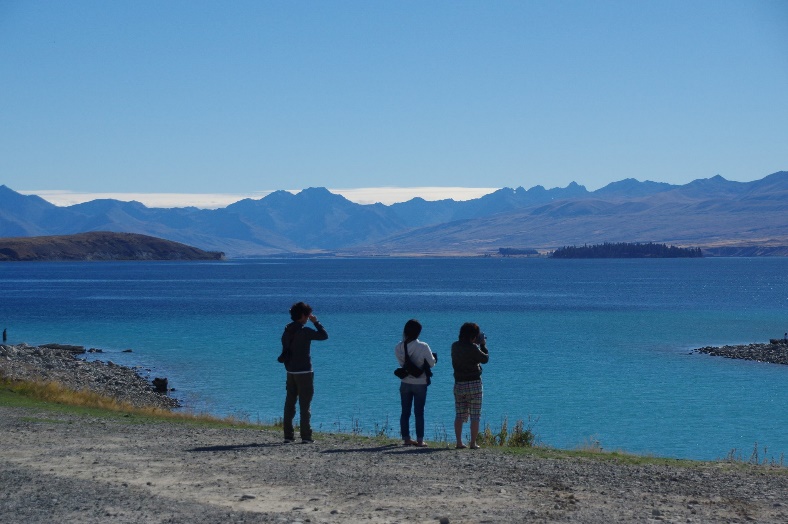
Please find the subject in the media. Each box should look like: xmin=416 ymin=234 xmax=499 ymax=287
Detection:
xmin=0 ymin=232 xmax=224 ymax=261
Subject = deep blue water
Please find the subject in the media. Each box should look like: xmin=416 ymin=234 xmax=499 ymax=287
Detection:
xmin=2 ymin=257 xmax=787 ymax=461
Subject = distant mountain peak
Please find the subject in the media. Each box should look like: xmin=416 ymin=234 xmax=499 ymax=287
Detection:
xmin=595 ymin=178 xmax=676 ymax=198
xmin=299 ymin=187 xmax=336 ymax=196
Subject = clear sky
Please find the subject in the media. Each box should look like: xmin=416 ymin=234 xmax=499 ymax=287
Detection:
xmin=1 ymin=0 xmax=786 ymax=207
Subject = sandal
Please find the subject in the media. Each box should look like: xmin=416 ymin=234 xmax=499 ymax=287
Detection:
xmin=469 ymin=444 xmax=480 ymax=449
xmin=403 ymin=439 xmax=418 ymax=446
xmin=415 ymin=441 xmax=428 ymax=448
xmin=455 ymin=444 xmax=467 ymax=449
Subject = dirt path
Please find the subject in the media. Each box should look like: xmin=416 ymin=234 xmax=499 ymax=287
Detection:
xmin=1 ymin=405 xmax=787 ymax=523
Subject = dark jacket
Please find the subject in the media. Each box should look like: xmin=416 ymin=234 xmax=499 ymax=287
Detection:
xmin=451 ymin=339 xmax=489 ymax=382
xmin=281 ymin=320 xmax=328 ymax=373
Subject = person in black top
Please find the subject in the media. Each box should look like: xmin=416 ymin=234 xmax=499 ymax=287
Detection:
xmin=280 ymin=302 xmax=328 ymax=443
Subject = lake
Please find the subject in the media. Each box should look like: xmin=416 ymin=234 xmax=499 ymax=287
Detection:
xmin=2 ymin=257 xmax=787 ymax=461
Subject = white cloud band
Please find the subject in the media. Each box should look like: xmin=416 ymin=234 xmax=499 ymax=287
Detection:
xmin=20 ymin=187 xmax=500 ymax=209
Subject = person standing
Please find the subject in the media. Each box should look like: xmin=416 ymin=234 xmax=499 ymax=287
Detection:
xmin=280 ymin=302 xmax=328 ymax=443
xmin=451 ymin=322 xmax=489 ymax=449
xmin=394 ymin=319 xmax=436 ymax=447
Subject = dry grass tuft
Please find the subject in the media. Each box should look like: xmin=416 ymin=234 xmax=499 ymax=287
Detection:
xmin=0 ymin=376 xmax=260 ymax=427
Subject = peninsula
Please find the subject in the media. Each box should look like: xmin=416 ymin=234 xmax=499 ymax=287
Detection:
xmin=0 ymin=232 xmax=224 ymax=261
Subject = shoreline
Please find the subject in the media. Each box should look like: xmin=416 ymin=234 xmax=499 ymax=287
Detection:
xmin=0 ymin=342 xmax=179 ymax=410
xmin=694 ymin=340 xmax=788 ymax=366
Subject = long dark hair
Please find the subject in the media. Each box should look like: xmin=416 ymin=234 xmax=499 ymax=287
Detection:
xmin=403 ymin=319 xmax=422 ymax=343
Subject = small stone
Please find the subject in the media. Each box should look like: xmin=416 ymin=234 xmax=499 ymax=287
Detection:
xmin=439 ymin=518 xmax=450 ymax=524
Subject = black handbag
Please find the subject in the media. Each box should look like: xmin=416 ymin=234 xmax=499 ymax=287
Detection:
xmin=394 ymin=340 xmax=423 ymax=378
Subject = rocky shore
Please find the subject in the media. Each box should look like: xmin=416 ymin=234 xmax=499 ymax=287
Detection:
xmin=694 ymin=340 xmax=788 ymax=366
xmin=0 ymin=342 xmax=179 ymax=409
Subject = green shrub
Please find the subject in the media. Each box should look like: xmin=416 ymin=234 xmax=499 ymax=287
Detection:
xmin=508 ymin=419 xmax=535 ymax=447
xmin=476 ymin=417 xmax=537 ymax=448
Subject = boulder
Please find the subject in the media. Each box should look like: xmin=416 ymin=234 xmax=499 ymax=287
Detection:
xmin=152 ymin=377 xmax=168 ymax=393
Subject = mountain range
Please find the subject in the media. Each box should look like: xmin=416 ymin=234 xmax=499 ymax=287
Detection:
xmin=1 ymin=171 xmax=786 ymax=257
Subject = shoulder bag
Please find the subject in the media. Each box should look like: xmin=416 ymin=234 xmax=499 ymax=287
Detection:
xmin=394 ymin=340 xmax=423 ymax=378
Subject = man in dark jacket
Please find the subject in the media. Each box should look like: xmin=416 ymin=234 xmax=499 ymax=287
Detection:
xmin=280 ymin=301 xmax=328 ymax=443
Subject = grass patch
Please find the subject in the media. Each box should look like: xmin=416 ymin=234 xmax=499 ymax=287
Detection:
xmin=0 ymin=377 xmax=275 ymax=429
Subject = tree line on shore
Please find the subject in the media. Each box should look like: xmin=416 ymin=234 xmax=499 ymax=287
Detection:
xmin=550 ymin=242 xmax=703 ymax=259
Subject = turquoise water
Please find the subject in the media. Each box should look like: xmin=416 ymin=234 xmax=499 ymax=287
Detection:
xmin=2 ymin=257 xmax=787 ymax=461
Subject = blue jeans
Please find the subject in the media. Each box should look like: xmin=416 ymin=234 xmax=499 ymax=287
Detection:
xmin=399 ymin=382 xmax=428 ymax=441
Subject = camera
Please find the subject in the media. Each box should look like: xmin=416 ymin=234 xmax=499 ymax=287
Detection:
xmin=476 ymin=331 xmax=486 ymax=345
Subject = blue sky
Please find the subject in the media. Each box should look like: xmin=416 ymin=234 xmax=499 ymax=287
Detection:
xmin=1 ymin=0 xmax=786 ymax=207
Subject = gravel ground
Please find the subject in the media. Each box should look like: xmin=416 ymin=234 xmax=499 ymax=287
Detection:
xmin=2 ymin=344 xmax=788 ymax=523
xmin=1 ymin=406 xmax=787 ymax=523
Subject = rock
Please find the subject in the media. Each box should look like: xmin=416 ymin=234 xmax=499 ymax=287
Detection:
xmin=152 ymin=377 xmax=168 ymax=393
xmin=122 ymin=349 xmax=133 ymax=353
xmin=39 ymin=344 xmax=86 ymax=354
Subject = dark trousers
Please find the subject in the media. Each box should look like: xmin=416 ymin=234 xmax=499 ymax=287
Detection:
xmin=284 ymin=372 xmax=314 ymax=440
xmin=399 ymin=382 xmax=428 ymax=441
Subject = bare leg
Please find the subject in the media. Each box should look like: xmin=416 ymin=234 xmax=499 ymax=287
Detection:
xmin=454 ymin=416 xmax=465 ymax=447
xmin=469 ymin=419 xmax=480 ymax=448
